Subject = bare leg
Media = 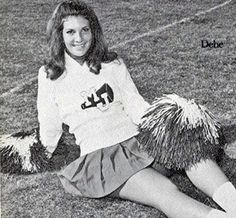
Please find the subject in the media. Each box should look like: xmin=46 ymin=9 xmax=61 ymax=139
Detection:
xmin=186 ymin=159 xmax=236 ymax=217
xmin=186 ymin=159 xmax=229 ymax=197
xmin=118 ymin=167 xmax=217 ymax=218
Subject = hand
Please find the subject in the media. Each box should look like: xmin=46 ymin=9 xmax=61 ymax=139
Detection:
xmin=45 ymin=150 xmax=53 ymax=159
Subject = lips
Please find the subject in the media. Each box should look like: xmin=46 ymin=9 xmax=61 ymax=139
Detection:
xmin=72 ymin=43 xmax=86 ymax=48
xmin=66 ymin=39 xmax=91 ymax=56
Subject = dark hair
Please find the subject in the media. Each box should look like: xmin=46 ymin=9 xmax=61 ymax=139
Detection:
xmin=45 ymin=0 xmax=117 ymax=80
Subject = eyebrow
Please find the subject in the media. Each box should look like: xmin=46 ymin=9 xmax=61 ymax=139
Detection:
xmin=63 ymin=25 xmax=90 ymax=30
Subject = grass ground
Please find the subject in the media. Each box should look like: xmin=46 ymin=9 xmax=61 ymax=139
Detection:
xmin=1 ymin=0 xmax=236 ymax=217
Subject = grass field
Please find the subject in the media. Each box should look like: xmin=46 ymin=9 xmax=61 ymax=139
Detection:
xmin=1 ymin=0 xmax=236 ymax=217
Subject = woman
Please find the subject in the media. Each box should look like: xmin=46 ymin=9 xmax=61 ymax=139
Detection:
xmin=37 ymin=1 xmax=236 ymax=217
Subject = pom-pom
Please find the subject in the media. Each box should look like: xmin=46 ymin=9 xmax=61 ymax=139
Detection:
xmin=138 ymin=94 xmax=225 ymax=170
xmin=0 ymin=128 xmax=52 ymax=174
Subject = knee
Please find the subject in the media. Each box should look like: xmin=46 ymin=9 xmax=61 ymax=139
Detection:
xmin=164 ymin=179 xmax=179 ymax=193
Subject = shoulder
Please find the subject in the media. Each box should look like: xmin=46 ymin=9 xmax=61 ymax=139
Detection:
xmin=38 ymin=66 xmax=53 ymax=87
xmin=38 ymin=66 xmax=47 ymax=80
xmin=101 ymin=57 xmax=128 ymax=74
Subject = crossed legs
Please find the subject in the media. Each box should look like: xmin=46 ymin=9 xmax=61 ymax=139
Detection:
xmin=117 ymin=159 xmax=234 ymax=218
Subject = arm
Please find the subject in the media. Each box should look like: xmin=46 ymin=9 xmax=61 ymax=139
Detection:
xmin=116 ymin=59 xmax=150 ymax=125
xmin=37 ymin=66 xmax=63 ymax=154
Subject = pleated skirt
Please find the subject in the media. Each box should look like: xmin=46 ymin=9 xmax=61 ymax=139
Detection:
xmin=58 ymin=137 xmax=154 ymax=198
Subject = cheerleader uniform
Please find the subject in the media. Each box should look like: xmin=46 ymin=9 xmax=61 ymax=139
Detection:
xmin=37 ymin=52 xmax=154 ymax=198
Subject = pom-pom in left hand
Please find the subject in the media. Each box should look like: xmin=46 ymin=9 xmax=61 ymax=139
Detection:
xmin=0 ymin=128 xmax=52 ymax=174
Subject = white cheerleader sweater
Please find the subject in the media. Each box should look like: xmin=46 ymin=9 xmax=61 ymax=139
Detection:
xmin=37 ymin=52 xmax=150 ymax=156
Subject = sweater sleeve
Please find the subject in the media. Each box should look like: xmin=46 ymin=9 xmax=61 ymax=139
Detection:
xmin=115 ymin=59 xmax=150 ymax=125
xmin=37 ymin=66 xmax=63 ymax=153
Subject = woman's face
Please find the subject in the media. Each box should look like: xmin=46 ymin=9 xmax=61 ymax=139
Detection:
xmin=62 ymin=15 xmax=92 ymax=58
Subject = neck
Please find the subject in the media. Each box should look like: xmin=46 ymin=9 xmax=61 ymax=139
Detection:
xmin=66 ymin=50 xmax=86 ymax=66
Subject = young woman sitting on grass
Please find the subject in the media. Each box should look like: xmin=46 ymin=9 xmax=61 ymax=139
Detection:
xmin=37 ymin=1 xmax=236 ymax=217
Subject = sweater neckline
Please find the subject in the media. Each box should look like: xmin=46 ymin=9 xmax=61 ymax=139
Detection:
xmin=64 ymin=52 xmax=89 ymax=75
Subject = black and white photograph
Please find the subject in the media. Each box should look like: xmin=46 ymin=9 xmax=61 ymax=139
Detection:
xmin=1 ymin=0 xmax=236 ymax=217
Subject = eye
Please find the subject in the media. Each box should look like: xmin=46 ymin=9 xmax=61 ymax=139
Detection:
xmin=82 ymin=26 xmax=90 ymax=32
xmin=66 ymin=29 xmax=75 ymax=34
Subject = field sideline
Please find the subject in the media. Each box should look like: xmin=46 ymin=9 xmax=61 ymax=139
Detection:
xmin=1 ymin=0 xmax=236 ymax=217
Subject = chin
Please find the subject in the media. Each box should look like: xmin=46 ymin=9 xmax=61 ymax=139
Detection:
xmin=71 ymin=47 xmax=90 ymax=57
xmin=75 ymin=52 xmax=87 ymax=57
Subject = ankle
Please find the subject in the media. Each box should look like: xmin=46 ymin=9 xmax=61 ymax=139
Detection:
xmin=207 ymin=209 xmax=227 ymax=218
xmin=212 ymin=182 xmax=236 ymax=217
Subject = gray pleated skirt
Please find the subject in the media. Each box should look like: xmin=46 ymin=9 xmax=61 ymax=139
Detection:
xmin=58 ymin=137 xmax=154 ymax=198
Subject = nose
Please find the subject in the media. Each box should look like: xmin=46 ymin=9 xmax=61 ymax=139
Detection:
xmin=74 ymin=31 xmax=83 ymax=42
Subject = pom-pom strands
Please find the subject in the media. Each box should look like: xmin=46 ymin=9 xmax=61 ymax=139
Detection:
xmin=138 ymin=94 xmax=224 ymax=170
xmin=0 ymin=128 xmax=52 ymax=174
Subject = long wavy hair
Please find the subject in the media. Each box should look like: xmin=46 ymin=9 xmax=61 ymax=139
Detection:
xmin=45 ymin=0 xmax=117 ymax=80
